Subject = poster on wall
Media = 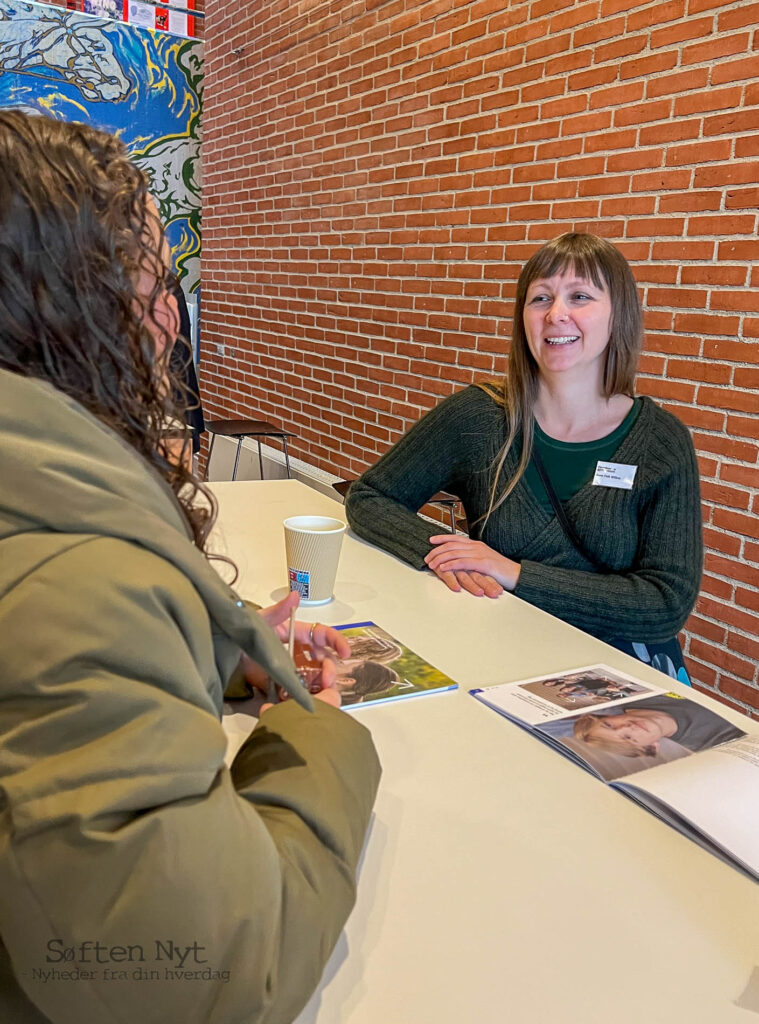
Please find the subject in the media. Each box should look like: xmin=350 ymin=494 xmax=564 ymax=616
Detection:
xmin=0 ymin=0 xmax=202 ymax=291
xmin=124 ymin=1 xmax=194 ymax=39
xmin=73 ymin=0 xmax=196 ymax=37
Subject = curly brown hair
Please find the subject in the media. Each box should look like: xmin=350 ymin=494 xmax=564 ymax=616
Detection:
xmin=0 ymin=109 xmax=217 ymax=554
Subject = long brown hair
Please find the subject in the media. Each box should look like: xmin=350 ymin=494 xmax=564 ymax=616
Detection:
xmin=0 ymin=110 xmax=216 ymax=553
xmin=479 ymin=232 xmax=643 ymax=521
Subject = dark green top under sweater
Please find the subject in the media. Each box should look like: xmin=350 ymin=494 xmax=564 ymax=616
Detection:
xmin=345 ymin=387 xmax=703 ymax=644
xmin=526 ymin=398 xmax=642 ymax=513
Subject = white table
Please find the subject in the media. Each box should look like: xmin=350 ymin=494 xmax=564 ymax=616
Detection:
xmin=211 ymin=480 xmax=759 ymax=1024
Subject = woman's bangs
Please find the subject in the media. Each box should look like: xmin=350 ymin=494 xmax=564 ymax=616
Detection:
xmin=529 ymin=249 xmax=608 ymax=292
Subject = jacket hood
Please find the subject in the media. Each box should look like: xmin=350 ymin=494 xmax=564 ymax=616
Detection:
xmin=0 ymin=368 xmax=312 ymax=709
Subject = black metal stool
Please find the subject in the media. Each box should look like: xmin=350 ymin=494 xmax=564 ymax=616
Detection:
xmin=332 ymin=480 xmax=463 ymax=533
xmin=205 ymin=418 xmax=295 ymax=481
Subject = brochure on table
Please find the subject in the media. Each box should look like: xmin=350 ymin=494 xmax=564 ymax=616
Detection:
xmin=333 ymin=622 xmax=458 ymax=707
xmin=471 ymin=664 xmax=759 ymax=882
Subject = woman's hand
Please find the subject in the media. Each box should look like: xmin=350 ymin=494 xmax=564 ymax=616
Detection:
xmin=424 ymin=536 xmax=521 ymax=595
xmin=259 ymin=660 xmax=341 ymax=713
xmin=253 ymin=591 xmax=348 ymax=711
xmin=431 ymin=567 xmax=504 ymax=598
xmin=257 ymin=591 xmax=351 ymax=661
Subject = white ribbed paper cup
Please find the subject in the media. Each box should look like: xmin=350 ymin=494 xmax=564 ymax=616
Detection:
xmin=283 ymin=516 xmax=346 ymax=605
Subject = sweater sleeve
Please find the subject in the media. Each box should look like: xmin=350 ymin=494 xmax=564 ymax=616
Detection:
xmin=514 ymin=416 xmax=703 ymax=642
xmin=0 ymin=537 xmax=381 ymax=1024
xmin=346 ymin=387 xmax=494 ymax=568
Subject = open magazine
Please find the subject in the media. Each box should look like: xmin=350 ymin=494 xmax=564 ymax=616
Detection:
xmin=471 ymin=664 xmax=759 ymax=882
xmin=332 ymin=621 xmax=457 ymax=707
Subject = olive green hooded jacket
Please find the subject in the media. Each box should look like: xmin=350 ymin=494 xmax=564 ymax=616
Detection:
xmin=0 ymin=368 xmax=381 ymax=1024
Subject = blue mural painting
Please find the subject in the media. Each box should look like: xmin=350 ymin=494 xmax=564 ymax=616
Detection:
xmin=0 ymin=0 xmax=202 ymax=291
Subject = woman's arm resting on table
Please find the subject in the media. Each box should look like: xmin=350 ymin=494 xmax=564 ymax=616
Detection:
xmin=346 ymin=387 xmax=497 ymax=568
xmin=0 ymin=538 xmax=380 ymax=1024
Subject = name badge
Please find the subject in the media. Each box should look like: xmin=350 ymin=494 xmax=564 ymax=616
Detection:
xmin=592 ymin=460 xmax=637 ymax=489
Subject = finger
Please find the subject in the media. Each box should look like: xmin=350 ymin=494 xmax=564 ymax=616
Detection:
xmin=455 ymin=570 xmax=485 ymax=597
xmin=470 ymin=571 xmax=503 ymax=598
xmin=429 ymin=555 xmax=485 ymax=574
xmin=296 ymin=621 xmax=351 ymax=660
xmin=480 ymin=579 xmax=503 ymax=599
xmin=242 ymin=664 xmax=269 ymax=691
xmin=426 ymin=547 xmax=477 ymax=570
xmin=426 ymin=544 xmax=480 ymax=567
xmin=238 ymin=653 xmax=271 ymax=695
xmin=317 ymin=657 xmax=338 ymax=688
xmin=299 ymin=659 xmax=341 ymax=702
xmin=427 ymin=538 xmax=473 ymax=554
xmin=259 ymin=591 xmax=300 ymax=632
xmin=324 ymin=628 xmax=351 ymax=659
xmin=433 ymin=568 xmax=462 ymax=592
xmin=314 ymin=687 xmax=341 ymax=708
xmin=425 ymin=552 xmax=450 ymax=571
xmin=425 ymin=548 xmax=459 ymax=568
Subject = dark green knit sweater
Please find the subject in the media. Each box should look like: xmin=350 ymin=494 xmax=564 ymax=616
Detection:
xmin=345 ymin=386 xmax=703 ymax=644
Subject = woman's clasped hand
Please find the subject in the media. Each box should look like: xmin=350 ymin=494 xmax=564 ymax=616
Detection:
xmin=424 ymin=536 xmax=521 ymax=597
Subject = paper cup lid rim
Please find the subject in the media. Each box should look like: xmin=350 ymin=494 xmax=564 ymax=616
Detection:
xmin=283 ymin=515 xmax=346 ymax=534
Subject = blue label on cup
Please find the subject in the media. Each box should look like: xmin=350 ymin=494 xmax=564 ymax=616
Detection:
xmin=288 ymin=567 xmax=310 ymax=600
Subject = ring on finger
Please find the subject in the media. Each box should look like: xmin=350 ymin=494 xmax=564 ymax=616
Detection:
xmin=309 ymin=622 xmax=319 ymax=644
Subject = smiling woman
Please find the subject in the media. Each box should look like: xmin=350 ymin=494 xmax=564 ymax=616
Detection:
xmin=524 ymin=273 xmax=613 ymax=375
xmin=346 ymin=233 xmax=703 ymax=683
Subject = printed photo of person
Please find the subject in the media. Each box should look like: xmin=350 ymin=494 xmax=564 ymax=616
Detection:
xmin=537 ymin=694 xmax=746 ymax=781
xmin=339 ymin=631 xmax=402 ymax=665
xmin=330 ymin=622 xmax=458 ymax=705
xmin=521 ymin=669 xmax=649 ymax=712
xmin=335 ymin=660 xmax=401 ymax=706
xmin=334 ymin=629 xmax=403 ymax=705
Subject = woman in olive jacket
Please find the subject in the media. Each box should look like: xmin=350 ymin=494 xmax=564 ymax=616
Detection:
xmin=0 ymin=110 xmax=380 ymax=1024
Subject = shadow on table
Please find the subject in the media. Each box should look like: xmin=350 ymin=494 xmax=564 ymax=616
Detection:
xmin=268 ymin=582 xmax=379 ymax=620
xmin=293 ymin=810 xmax=391 ymax=1023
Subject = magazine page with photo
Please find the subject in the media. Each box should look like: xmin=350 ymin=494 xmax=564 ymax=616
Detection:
xmin=470 ymin=666 xmax=758 ymax=881
xmin=536 ymin=692 xmax=746 ymax=780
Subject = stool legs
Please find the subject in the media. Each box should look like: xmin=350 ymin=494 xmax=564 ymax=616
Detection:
xmin=232 ymin=437 xmax=243 ymax=480
xmin=206 ymin=431 xmax=293 ymax=482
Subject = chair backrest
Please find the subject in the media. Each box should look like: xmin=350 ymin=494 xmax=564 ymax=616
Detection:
xmin=332 ymin=479 xmax=467 ymax=533
xmin=332 ymin=480 xmax=352 ymax=498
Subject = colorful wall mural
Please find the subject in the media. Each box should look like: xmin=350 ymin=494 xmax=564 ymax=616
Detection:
xmin=0 ymin=0 xmax=202 ymax=291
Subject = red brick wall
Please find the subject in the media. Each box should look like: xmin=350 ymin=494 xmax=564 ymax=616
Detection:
xmin=202 ymin=0 xmax=759 ymax=714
